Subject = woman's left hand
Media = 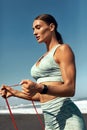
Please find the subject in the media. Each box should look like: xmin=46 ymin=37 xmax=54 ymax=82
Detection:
xmin=20 ymin=80 xmax=39 ymax=97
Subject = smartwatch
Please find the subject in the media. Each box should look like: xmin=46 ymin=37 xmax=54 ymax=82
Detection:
xmin=41 ymin=85 xmax=48 ymax=94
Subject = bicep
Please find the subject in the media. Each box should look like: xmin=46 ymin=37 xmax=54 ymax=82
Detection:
xmin=56 ymin=44 xmax=76 ymax=86
xmin=60 ymin=56 xmax=76 ymax=85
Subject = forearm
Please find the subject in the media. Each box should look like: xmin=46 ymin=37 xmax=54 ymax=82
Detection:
xmin=13 ymin=90 xmax=40 ymax=101
xmin=37 ymin=81 xmax=75 ymax=97
xmin=46 ymin=83 xmax=75 ymax=97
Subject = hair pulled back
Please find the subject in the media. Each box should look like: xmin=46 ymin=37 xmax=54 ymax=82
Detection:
xmin=34 ymin=14 xmax=63 ymax=44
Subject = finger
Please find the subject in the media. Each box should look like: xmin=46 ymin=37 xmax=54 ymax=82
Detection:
xmin=22 ymin=86 xmax=30 ymax=93
xmin=6 ymin=92 xmax=13 ymax=98
xmin=1 ymin=86 xmax=12 ymax=91
xmin=1 ymin=89 xmax=7 ymax=98
xmin=1 ymin=85 xmax=7 ymax=90
xmin=20 ymin=80 xmax=29 ymax=85
xmin=1 ymin=86 xmax=15 ymax=96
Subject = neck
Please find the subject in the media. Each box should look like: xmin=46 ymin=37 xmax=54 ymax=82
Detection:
xmin=45 ymin=39 xmax=59 ymax=52
xmin=45 ymin=32 xmax=60 ymax=51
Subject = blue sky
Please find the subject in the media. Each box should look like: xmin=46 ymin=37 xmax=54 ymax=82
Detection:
xmin=0 ymin=0 xmax=87 ymax=100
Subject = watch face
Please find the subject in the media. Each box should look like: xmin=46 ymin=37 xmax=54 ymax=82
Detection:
xmin=41 ymin=85 xmax=48 ymax=94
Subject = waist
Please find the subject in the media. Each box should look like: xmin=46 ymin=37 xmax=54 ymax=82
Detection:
xmin=41 ymin=97 xmax=72 ymax=111
xmin=40 ymin=97 xmax=71 ymax=111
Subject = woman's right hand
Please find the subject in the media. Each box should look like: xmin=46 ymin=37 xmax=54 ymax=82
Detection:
xmin=0 ymin=85 xmax=17 ymax=98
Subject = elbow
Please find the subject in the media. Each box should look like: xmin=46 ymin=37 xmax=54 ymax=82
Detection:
xmin=66 ymin=89 xmax=75 ymax=97
xmin=65 ymin=82 xmax=75 ymax=97
xmin=69 ymin=85 xmax=75 ymax=97
xmin=70 ymin=89 xmax=75 ymax=97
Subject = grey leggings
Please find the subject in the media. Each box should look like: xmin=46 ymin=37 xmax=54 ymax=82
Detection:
xmin=41 ymin=97 xmax=86 ymax=130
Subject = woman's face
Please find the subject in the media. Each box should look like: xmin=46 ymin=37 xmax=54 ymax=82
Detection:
xmin=32 ymin=20 xmax=53 ymax=43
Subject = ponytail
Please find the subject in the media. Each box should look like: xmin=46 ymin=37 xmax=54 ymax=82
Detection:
xmin=55 ymin=30 xmax=63 ymax=44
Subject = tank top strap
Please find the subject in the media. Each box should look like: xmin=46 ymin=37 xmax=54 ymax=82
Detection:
xmin=50 ymin=44 xmax=61 ymax=56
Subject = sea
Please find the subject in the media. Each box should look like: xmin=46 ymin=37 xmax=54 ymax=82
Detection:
xmin=0 ymin=97 xmax=87 ymax=114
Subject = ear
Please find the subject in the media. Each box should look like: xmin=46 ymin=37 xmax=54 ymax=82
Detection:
xmin=49 ymin=23 xmax=55 ymax=31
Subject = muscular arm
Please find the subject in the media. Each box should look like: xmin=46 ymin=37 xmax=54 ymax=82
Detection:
xmin=46 ymin=44 xmax=76 ymax=97
xmin=0 ymin=44 xmax=76 ymax=99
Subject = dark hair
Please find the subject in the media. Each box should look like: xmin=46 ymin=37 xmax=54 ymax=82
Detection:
xmin=34 ymin=14 xmax=63 ymax=44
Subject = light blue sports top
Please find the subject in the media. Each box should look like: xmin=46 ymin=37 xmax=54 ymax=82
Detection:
xmin=31 ymin=44 xmax=64 ymax=83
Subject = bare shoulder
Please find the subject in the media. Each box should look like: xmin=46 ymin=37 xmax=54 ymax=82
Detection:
xmin=55 ymin=44 xmax=75 ymax=63
xmin=57 ymin=44 xmax=74 ymax=55
xmin=59 ymin=44 xmax=73 ymax=51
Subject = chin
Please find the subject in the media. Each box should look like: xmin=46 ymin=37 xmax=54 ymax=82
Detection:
xmin=37 ymin=40 xmax=43 ymax=43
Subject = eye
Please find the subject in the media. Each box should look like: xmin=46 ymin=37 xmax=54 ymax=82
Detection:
xmin=32 ymin=25 xmax=41 ymax=31
xmin=36 ymin=25 xmax=41 ymax=29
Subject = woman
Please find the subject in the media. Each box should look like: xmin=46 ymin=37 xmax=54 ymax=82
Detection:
xmin=0 ymin=14 xmax=86 ymax=130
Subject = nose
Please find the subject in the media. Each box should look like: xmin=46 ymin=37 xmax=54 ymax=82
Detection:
xmin=33 ymin=29 xmax=37 ymax=35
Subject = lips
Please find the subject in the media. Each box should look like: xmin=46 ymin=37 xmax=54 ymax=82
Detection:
xmin=36 ymin=36 xmax=40 ymax=40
